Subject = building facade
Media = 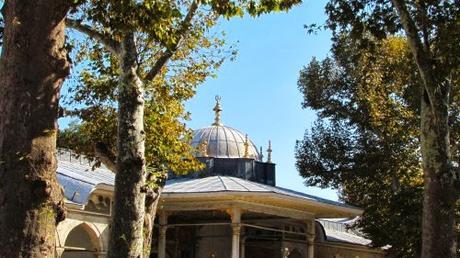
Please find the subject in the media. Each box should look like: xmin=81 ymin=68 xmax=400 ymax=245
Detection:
xmin=55 ymin=99 xmax=385 ymax=258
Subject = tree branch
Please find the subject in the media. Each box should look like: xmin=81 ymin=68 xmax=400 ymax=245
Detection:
xmin=390 ymin=0 xmax=438 ymax=110
xmin=66 ymin=18 xmax=121 ymax=54
xmin=144 ymin=1 xmax=199 ymax=82
xmin=94 ymin=142 xmax=117 ymax=173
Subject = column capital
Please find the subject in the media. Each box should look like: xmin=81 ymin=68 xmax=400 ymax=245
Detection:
xmin=232 ymin=223 xmax=241 ymax=235
xmin=55 ymin=247 xmax=65 ymax=257
xmin=159 ymin=225 xmax=168 ymax=236
xmin=305 ymin=218 xmax=316 ymax=234
xmin=225 ymin=207 xmax=243 ymax=223
xmin=159 ymin=210 xmax=169 ymax=225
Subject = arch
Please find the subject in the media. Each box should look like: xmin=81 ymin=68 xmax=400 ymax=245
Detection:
xmin=62 ymin=223 xmax=102 ymax=258
xmin=288 ymin=249 xmax=302 ymax=258
xmin=315 ymin=221 xmax=327 ymax=242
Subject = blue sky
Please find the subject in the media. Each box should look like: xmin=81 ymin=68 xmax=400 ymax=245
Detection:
xmin=58 ymin=0 xmax=339 ymax=201
xmin=184 ymin=0 xmax=339 ymax=200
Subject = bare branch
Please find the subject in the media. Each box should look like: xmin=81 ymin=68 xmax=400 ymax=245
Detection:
xmin=94 ymin=142 xmax=117 ymax=173
xmin=66 ymin=18 xmax=121 ymax=54
xmin=144 ymin=1 xmax=199 ymax=82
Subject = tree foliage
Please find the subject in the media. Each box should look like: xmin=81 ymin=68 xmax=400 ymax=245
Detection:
xmin=298 ymin=37 xmax=414 ymax=257
xmin=296 ymin=35 xmax=460 ymax=258
xmin=299 ymin=1 xmax=460 ymax=257
xmin=60 ymin=0 xmax=301 ymax=257
xmin=60 ymin=0 xmax=302 ymax=193
xmin=59 ymin=11 xmax=227 ymax=176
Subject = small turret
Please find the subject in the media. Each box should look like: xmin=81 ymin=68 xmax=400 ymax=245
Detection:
xmin=267 ymin=140 xmax=273 ymax=163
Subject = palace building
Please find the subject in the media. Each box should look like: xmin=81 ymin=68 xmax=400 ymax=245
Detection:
xmin=55 ymin=98 xmax=385 ymax=258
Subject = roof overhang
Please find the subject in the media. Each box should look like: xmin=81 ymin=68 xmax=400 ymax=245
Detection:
xmin=160 ymin=191 xmax=362 ymax=218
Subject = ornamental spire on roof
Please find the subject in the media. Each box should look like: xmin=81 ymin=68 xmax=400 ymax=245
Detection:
xmin=212 ymin=95 xmax=223 ymax=126
xmin=267 ymin=140 xmax=273 ymax=163
xmin=243 ymin=134 xmax=250 ymax=158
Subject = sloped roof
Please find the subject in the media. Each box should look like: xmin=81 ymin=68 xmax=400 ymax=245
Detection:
xmin=164 ymin=176 xmax=356 ymax=210
xmin=57 ymin=160 xmax=114 ymax=205
xmin=56 ymin=159 xmax=376 ymax=248
xmin=56 ymin=159 xmax=359 ymax=213
xmin=318 ymin=219 xmax=372 ymax=246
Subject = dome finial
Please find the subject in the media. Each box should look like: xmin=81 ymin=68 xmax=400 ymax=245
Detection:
xmin=198 ymin=140 xmax=208 ymax=157
xmin=267 ymin=140 xmax=273 ymax=163
xmin=243 ymin=134 xmax=250 ymax=158
xmin=212 ymin=95 xmax=223 ymax=126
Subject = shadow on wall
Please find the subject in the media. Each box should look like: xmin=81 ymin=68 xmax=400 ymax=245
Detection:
xmin=62 ymin=223 xmax=99 ymax=258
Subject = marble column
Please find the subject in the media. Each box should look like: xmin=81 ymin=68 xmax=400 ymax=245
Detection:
xmin=307 ymin=235 xmax=315 ymax=258
xmin=231 ymin=208 xmax=242 ymax=258
xmin=240 ymin=236 xmax=246 ymax=258
xmin=158 ymin=212 xmax=168 ymax=258
xmin=305 ymin=219 xmax=316 ymax=258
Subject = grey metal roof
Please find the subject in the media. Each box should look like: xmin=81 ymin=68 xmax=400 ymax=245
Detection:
xmin=56 ymin=160 xmax=372 ymax=246
xmin=57 ymin=160 xmax=115 ymax=205
xmin=56 ymin=158 xmax=355 ymax=211
xmin=191 ymin=126 xmax=261 ymax=161
xmin=318 ymin=219 xmax=372 ymax=246
xmin=164 ymin=176 xmax=357 ymax=210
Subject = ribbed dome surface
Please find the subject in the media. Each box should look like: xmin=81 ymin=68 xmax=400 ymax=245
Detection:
xmin=191 ymin=125 xmax=261 ymax=161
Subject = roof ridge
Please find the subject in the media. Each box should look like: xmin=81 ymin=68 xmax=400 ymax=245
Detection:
xmin=225 ymin=176 xmax=251 ymax=191
xmin=217 ymin=176 xmax=228 ymax=190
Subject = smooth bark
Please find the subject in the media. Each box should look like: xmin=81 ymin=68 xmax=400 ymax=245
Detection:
xmin=95 ymin=142 xmax=164 ymax=257
xmin=108 ymin=32 xmax=147 ymax=258
xmin=420 ymin=92 xmax=456 ymax=257
xmin=391 ymin=0 xmax=457 ymax=256
xmin=143 ymin=188 xmax=162 ymax=257
xmin=0 ymin=0 xmax=70 ymax=257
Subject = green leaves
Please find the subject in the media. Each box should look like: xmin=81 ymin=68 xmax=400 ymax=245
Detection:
xmin=296 ymin=35 xmax=460 ymax=257
xmin=61 ymin=0 xmax=234 ymax=177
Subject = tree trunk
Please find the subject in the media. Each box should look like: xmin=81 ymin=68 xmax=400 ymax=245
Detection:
xmin=0 ymin=1 xmax=69 ymax=257
xmin=108 ymin=32 xmax=147 ymax=258
xmin=420 ymin=90 xmax=457 ymax=258
xmin=390 ymin=1 xmax=458 ymax=256
xmin=143 ymin=189 xmax=162 ymax=257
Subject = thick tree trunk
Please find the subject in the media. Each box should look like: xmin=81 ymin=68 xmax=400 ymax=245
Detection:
xmin=0 ymin=1 xmax=69 ymax=257
xmin=420 ymin=90 xmax=457 ymax=258
xmin=108 ymin=32 xmax=147 ymax=258
xmin=390 ymin=1 xmax=458 ymax=256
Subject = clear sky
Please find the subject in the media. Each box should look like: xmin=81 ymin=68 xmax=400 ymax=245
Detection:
xmin=58 ymin=0 xmax=340 ymax=201
xmin=184 ymin=0 xmax=339 ymax=200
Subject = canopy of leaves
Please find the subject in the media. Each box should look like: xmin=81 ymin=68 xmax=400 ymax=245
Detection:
xmin=59 ymin=0 xmax=238 ymax=176
xmin=299 ymin=1 xmax=460 ymax=256
xmin=321 ymin=0 xmax=460 ymax=86
xmin=60 ymin=0 xmax=302 ymax=178
xmin=296 ymin=36 xmax=460 ymax=257
xmin=69 ymin=0 xmax=302 ymax=48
